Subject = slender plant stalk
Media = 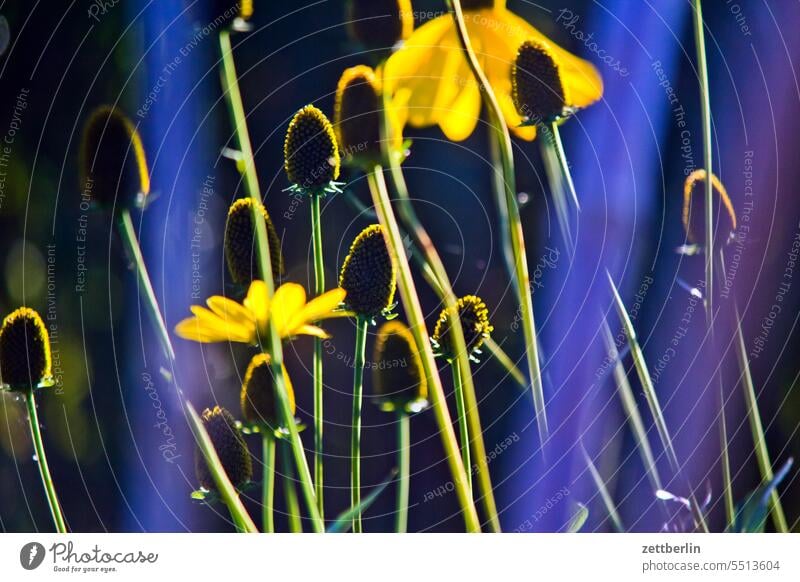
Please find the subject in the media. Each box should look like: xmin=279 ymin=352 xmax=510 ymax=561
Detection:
xmin=395 ymin=412 xmax=410 ymax=533
xmin=280 ymin=440 xmax=303 ymax=532
xmin=262 ymin=434 xmax=276 ymax=532
xmin=381 ymin=119 xmax=501 ymax=532
xmin=350 ymin=316 xmax=368 ymax=533
xmin=310 ymin=193 xmax=325 ymax=520
xmin=25 ymin=389 xmax=67 ymax=533
xmin=117 ymin=209 xmax=258 ymax=532
xmin=539 ymin=137 xmax=575 ymax=261
xmin=488 ymin=126 xmax=517 ymax=284
xmin=581 ymin=442 xmax=624 ymax=532
xmin=366 ymin=167 xmax=480 ymax=532
xmin=448 ymin=0 xmax=548 ymax=451
xmin=717 ymin=374 xmax=735 ymax=528
xmin=484 ymin=337 xmax=526 ymax=389
xmin=219 ymin=29 xmax=323 ymax=532
xmin=734 ymin=306 xmax=789 ymax=532
xmin=451 ymin=358 xmax=472 ymax=495
xmin=607 ymin=272 xmax=708 ymax=532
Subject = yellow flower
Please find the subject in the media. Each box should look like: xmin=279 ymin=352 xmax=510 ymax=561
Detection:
xmin=383 ymin=0 xmax=603 ymax=141
xmin=175 ymin=281 xmax=350 ymax=345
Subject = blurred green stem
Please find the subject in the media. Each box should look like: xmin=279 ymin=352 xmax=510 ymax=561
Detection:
xmin=350 ymin=316 xmax=368 ymax=533
xmin=310 ymin=193 xmax=325 ymax=520
xmin=262 ymin=434 xmax=275 ymax=533
xmin=280 ymin=441 xmax=303 ymax=532
xmin=366 ymin=167 xmax=480 ymax=532
xmin=26 ymin=389 xmax=67 ymax=533
xmin=451 ymin=358 xmax=472 ymax=495
xmin=395 ymin=412 xmax=410 ymax=533
xmin=448 ymin=0 xmax=548 ymax=452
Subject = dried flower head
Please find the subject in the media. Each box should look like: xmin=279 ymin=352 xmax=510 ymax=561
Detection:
xmin=339 ymin=224 xmax=396 ymax=319
xmin=432 ymin=295 xmax=493 ymax=359
xmin=224 ymin=198 xmax=284 ymax=286
xmin=0 ymin=308 xmax=52 ymax=390
xmin=195 ymin=406 xmax=252 ymax=491
xmin=80 ymin=105 xmax=150 ymax=210
xmin=346 ymin=0 xmax=414 ymax=52
xmin=372 ymin=320 xmax=428 ymax=413
xmin=284 ymin=105 xmax=341 ymax=195
xmin=683 ymin=169 xmax=737 ymax=245
xmin=240 ymin=353 xmax=296 ymax=430
xmin=512 ymin=40 xmax=566 ymax=123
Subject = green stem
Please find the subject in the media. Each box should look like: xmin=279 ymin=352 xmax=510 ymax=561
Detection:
xmin=381 ymin=90 xmax=500 ymax=532
xmin=548 ymin=122 xmax=580 ymax=212
xmin=483 ymin=337 xmax=526 ymax=390
xmin=448 ymin=0 xmax=548 ymax=451
xmin=310 ymin=193 xmax=325 ymax=520
xmin=451 ymin=358 xmax=472 ymax=495
xmin=117 ymin=209 xmax=258 ymax=532
xmin=219 ymin=28 xmax=322 ymax=533
xmin=395 ymin=412 xmax=410 ymax=533
xmin=280 ymin=440 xmax=303 ymax=532
xmin=366 ymin=167 xmax=480 ymax=532
xmin=488 ymin=127 xmax=517 ymax=283
xmin=350 ymin=316 xmax=368 ymax=533
xmin=25 ymin=389 xmax=66 ymax=533
xmin=262 ymin=434 xmax=275 ymax=533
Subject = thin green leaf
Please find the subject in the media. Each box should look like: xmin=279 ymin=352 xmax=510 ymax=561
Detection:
xmin=327 ymin=470 xmax=398 ymax=533
xmin=733 ymin=459 xmax=793 ymax=533
xmin=581 ymin=442 xmax=624 ymax=532
xmin=565 ymin=502 xmax=589 ymax=533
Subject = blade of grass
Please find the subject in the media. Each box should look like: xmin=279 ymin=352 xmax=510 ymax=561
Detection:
xmin=262 ymin=434 xmax=275 ymax=532
xmin=327 ymin=470 xmax=398 ymax=533
xmin=734 ymin=305 xmax=789 ymax=532
xmin=607 ymin=271 xmax=708 ymax=531
xmin=395 ymin=412 xmax=410 ymax=533
xmin=310 ymin=193 xmax=325 ymax=520
xmin=581 ymin=442 xmax=624 ymax=532
xmin=280 ymin=440 xmax=303 ymax=532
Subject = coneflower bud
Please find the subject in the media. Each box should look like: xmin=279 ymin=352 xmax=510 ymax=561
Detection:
xmin=372 ymin=320 xmax=428 ymax=413
xmin=195 ymin=406 xmax=252 ymax=491
xmin=339 ymin=224 xmax=396 ymax=319
xmin=240 ymin=353 xmax=296 ymax=429
xmin=80 ymin=105 xmax=150 ymax=210
xmin=0 ymin=308 xmax=52 ymax=391
xmin=334 ymin=65 xmax=385 ymax=167
xmin=346 ymin=0 xmax=413 ymax=52
xmin=284 ymin=105 xmax=340 ymax=194
xmin=512 ymin=40 xmax=566 ymax=123
xmin=432 ymin=295 xmax=493 ymax=359
xmin=683 ymin=169 xmax=737 ymax=246
xmin=224 ymin=198 xmax=284 ymax=286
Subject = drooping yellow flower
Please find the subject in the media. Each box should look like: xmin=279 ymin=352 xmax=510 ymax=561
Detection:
xmin=175 ymin=281 xmax=350 ymax=345
xmin=383 ymin=0 xmax=603 ymax=141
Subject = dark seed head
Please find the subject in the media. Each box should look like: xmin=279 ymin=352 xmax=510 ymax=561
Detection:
xmin=432 ymin=295 xmax=493 ymax=359
xmin=80 ymin=105 xmax=150 ymax=210
xmin=683 ymin=169 xmax=737 ymax=246
xmin=195 ymin=406 xmax=252 ymax=491
xmin=334 ymin=65 xmax=384 ymax=167
xmin=224 ymin=198 xmax=284 ymax=286
xmin=346 ymin=0 xmax=413 ymax=52
xmin=339 ymin=224 xmax=396 ymax=318
xmin=372 ymin=320 xmax=427 ymax=413
xmin=284 ymin=105 xmax=340 ymax=193
xmin=460 ymin=0 xmax=498 ymax=10
xmin=512 ymin=40 xmax=566 ymax=123
xmin=240 ymin=353 xmax=296 ymax=429
xmin=0 ymin=308 xmax=52 ymax=390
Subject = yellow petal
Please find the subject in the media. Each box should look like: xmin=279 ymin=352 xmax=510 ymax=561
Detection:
xmin=272 ymin=283 xmax=307 ymax=337
xmin=288 ymin=288 xmax=347 ymax=330
xmin=174 ymin=314 xmax=250 ymax=344
xmin=244 ymin=280 xmax=270 ymax=330
xmin=190 ymin=306 xmax=255 ymax=343
xmin=292 ymin=324 xmax=331 ymax=339
xmin=207 ymin=295 xmax=256 ymax=325
xmin=438 ymin=69 xmax=482 ymax=141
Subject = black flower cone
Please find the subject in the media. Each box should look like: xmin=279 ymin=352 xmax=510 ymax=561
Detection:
xmin=195 ymin=406 xmax=253 ymax=491
xmin=284 ymin=105 xmax=341 ymax=194
xmin=512 ymin=40 xmax=567 ymax=123
xmin=79 ymin=105 xmax=150 ymax=210
xmin=0 ymin=307 xmax=52 ymax=391
xmin=240 ymin=353 xmax=296 ymax=431
xmin=432 ymin=295 xmax=493 ymax=360
xmin=346 ymin=0 xmax=413 ymax=52
xmin=339 ymin=224 xmax=397 ymax=319
xmin=372 ymin=320 xmax=428 ymax=412
xmin=225 ymin=198 xmax=284 ymax=286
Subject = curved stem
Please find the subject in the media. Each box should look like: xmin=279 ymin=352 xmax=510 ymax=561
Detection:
xmin=395 ymin=412 xmax=410 ymax=533
xmin=548 ymin=122 xmax=580 ymax=212
xmin=366 ymin=167 xmax=480 ymax=532
xmin=350 ymin=316 xmax=368 ymax=533
xmin=262 ymin=434 xmax=276 ymax=532
xmin=310 ymin=193 xmax=325 ymax=520
xmin=26 ymin=389 xmax=66 ymax=533
xmin=280 ymin=440 xmax=303 ymax=532
xmin=451 ymin=359 xmax=472 ymax=495
xmin=447 ymin=0 xmax=548 ymax=452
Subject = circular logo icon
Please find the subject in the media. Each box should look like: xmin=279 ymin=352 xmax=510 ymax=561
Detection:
xmin=20 ymin=542 xmax=46 ymax=570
